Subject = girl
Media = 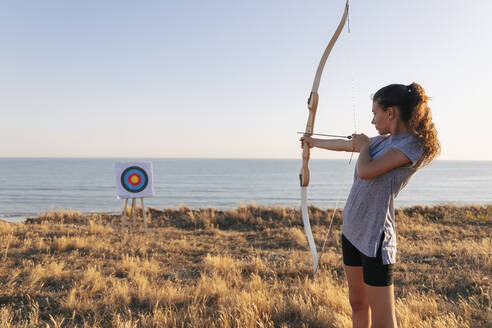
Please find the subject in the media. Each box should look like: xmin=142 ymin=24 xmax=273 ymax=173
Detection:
xmin=301 ymin=82 xmax=440 ymax=328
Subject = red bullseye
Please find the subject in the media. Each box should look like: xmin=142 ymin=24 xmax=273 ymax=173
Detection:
xmin=128 ymin=173 xmax=142 ymax=186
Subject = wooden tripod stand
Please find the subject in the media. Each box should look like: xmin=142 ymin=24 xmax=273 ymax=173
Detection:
xmin=120 ymin=197 xmax=148 ymax=231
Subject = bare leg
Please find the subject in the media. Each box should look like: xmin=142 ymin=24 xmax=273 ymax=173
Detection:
xmin=366 ymin=284 xmax=397 ymax=328
xmin=344 ymin=265 xmax=370 ymax=328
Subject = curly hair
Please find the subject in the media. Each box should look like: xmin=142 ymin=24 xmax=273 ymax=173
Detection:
xmin=372 ymin=82 xmax=441 ymax=168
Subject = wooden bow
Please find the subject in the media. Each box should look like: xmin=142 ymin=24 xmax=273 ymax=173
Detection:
xmin=300 ymin=0 xmax=350 ymax=276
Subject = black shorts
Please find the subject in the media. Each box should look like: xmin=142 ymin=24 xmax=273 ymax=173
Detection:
xmin=342 ymin=234 xmax=394 ymax=287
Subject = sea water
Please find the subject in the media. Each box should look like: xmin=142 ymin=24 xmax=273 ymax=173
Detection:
xmin=0 ymin=158 xmax=490 ymax=222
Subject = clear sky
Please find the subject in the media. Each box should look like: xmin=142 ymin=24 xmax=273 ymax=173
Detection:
xmin=1 ymin=0 xmax=491 ymax=160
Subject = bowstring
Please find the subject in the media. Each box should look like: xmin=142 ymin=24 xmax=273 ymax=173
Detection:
xmin=348 ymin=3 xmax=358 ymax=164
xmin=318 ymin=3 xmax=358 ymax=271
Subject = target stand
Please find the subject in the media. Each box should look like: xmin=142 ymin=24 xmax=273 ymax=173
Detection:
xmin=115 ymin=162 xmax=154 ymax=231
xmin=120 ymin=197 xmax=148 ymax=230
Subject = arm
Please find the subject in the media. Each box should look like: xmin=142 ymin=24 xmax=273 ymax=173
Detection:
xmin=351 ymin=134 xmax=412 ymax=180
xmin=300 ymin=136 xmax=355 ymax=152
xmin=357 ymin=145 xmax=412 ymax=180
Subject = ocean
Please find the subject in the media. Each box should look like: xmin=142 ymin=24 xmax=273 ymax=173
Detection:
xmin=0 ymin=158 xmax=490 ymax=222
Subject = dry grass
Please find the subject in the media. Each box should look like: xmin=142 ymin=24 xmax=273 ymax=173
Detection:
xmin=0 ymin=204 xmax=490 ymax=327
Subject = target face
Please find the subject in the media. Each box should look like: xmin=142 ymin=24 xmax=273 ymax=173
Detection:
xmin=121 ymin=166 xmax=148 ymax=193
xmin=115 ymin=162 xmax=154 ymax=198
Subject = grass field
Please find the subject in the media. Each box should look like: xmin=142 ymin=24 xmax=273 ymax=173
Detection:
xmin=0 ymin=204 xmax=490 ymax=327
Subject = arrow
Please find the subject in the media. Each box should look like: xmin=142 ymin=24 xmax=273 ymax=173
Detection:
xmin=297 ymin=132 xmax=352 ymax=139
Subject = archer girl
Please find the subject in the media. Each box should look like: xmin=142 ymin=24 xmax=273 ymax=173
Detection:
xmin=301 ymin=82 xmax=440 ymax=328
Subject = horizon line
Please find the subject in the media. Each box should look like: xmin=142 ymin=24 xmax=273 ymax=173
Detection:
xmin=0 ymin=157 xmax=490 ymax=162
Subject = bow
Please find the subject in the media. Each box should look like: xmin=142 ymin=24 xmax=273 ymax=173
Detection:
xmin=300 ymin=0 xmax=350 ymax=277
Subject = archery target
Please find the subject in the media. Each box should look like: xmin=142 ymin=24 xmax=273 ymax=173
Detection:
xmin=115 ymin=162 xmax=154 ymax=198
xmin=121 ymin=166 xmax=148 ymax=193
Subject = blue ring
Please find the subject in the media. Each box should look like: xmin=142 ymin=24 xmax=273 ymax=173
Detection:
xmin=121 ymin=166 xmax=149 ymax=193
xmin=124 ymin=169 xmax=146 ymax=190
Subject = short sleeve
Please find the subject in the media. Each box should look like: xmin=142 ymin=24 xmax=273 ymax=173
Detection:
xmin=394 ymin=136 xmax=423 ymax=168
xmin=369 ymin=135 xmax=389 ymax=158
xmin=370 ymin=135 xmax=386 ymax=144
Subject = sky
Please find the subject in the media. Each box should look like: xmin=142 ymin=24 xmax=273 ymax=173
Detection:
xmin=1 ymin=0 xmax=491 ymax=160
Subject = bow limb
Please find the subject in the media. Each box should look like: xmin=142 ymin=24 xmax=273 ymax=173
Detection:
xmin=300 ymin=0 xmax=349 ymax=277
xmin=301 ymin=187 xmax=318 ymax=275
xmin=310 ymin=0 xmax=350 ymax=94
